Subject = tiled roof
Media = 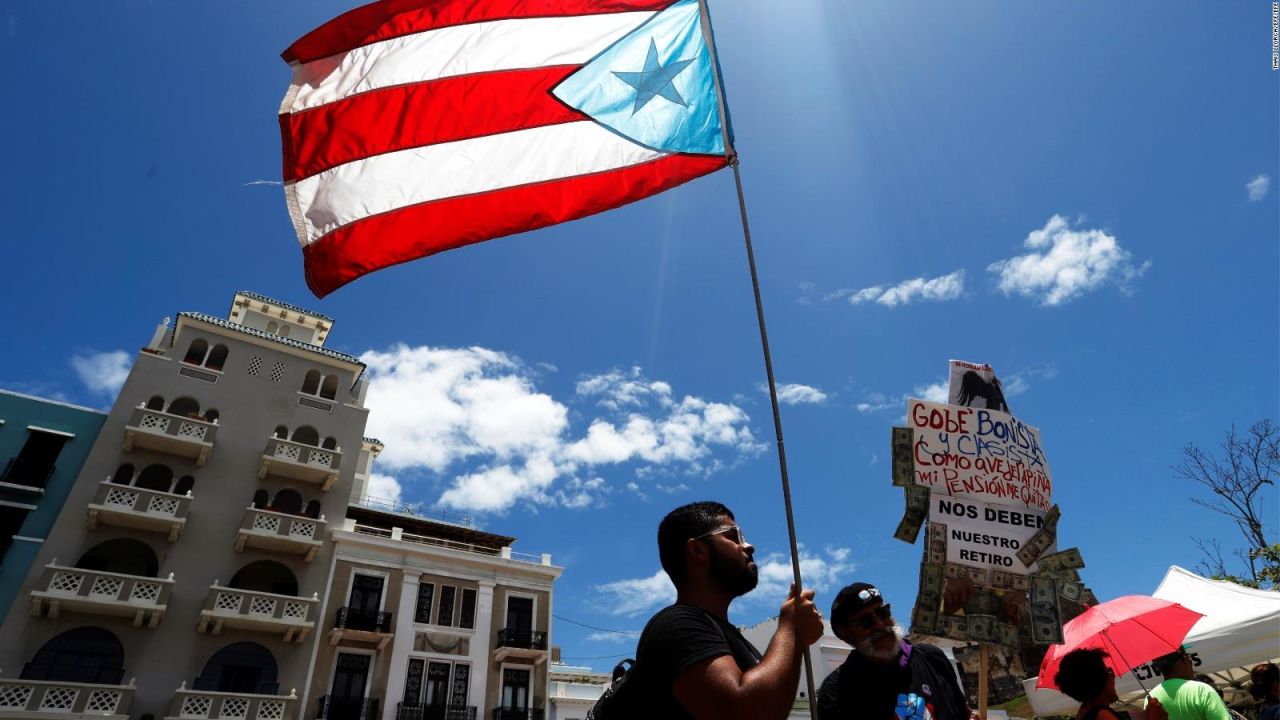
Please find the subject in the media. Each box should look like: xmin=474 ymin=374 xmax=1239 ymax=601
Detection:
xmin=178 ymin=312 xmax=363 ymax=366
xmin=235 ymin=290 xmax=333 ymax=322
xmin=363 ymin=437 xmax=385 ymax=447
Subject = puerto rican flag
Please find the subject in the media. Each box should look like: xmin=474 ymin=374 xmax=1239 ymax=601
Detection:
xmin=280 ymin=0 xmax=732 ymax=297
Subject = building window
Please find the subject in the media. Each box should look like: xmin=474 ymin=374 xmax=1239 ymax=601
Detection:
xmin=320 ymin=375 xmax=338 ymax=400
xmin=436 ymin=586 xmax=456 ymax=627
xmin=459 ymin=588 xmax=477 ymax=630
xmin=414 ymin=583 xmax=434 ymax=624
xmin=76 ymin=538 xmax=160 ymax=577
xmin=206 ymin=344 xmax=229 ymax=372
xmin=21 ymin=628 xmax=126 ymax=685
xmin=134 ymin=464 xmax=174 ymax=493
xmin=183 ymin=339 xmax=209 ymax=366
xmin=195 ymin=642 xmax=279 ymax=695
xmin=0 ymin=505 xmax=30 ymax=559
xmin=229 ymin=560 xmax=298 ymax=597
xmin=301 ymin=370 xmax=321 ymax=395
xmin=500 ymin=668 xmax=531 ymax=712
xmin=1 ymin=429 xmax=68 ymax=490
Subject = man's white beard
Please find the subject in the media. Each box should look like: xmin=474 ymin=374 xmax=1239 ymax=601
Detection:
xmin=856 ymin=624 xmax=905 ymax=661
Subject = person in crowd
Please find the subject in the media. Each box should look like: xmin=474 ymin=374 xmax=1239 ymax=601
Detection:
xmin=1250 ymin=663 xmax=1280 ymax=720
xmin=633 ymin=501 xmax=824 ymax=720
xmin=1194 ymin=674 xmax=1247 ymax=720
xmin=1054 ymin=648 xmax=1166 ymax=720
xmin=816 ymin=582 xmax=973 ymax=720
xmin=1146 ymin=648 xmax=1230 ymax=720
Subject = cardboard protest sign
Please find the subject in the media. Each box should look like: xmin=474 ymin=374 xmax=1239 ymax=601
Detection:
xmin=929 ymin=495 xmax=1048 ymax=574
xmin=948 ymin=359 xmax=1010 ymax=413
xmin=907 ymin=398 xmax=1053 ymax=510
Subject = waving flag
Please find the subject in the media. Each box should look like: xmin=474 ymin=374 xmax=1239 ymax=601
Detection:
xmin=280 ymin=0 xmax=732 ymax=297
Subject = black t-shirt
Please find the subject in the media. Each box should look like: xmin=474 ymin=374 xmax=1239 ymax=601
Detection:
xmin=816 ymin=642 xmax=969 ymax=720
xmin=634 ymin=604 xmax=763 ymax=719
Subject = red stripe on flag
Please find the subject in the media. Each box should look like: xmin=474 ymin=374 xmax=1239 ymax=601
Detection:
xmin=283 ymin=0 xmax=675 ymax=65
xmin=302 ymin=153 xmax=727 ymax=297
xmin=282 ymin=67 xmax=586 ymax=181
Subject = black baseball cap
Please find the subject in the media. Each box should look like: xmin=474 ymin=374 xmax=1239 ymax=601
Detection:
xmin=831 ymin=582 xmax=883 ymax=627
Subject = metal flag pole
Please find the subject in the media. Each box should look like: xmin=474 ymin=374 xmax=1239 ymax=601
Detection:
xmin=696 ymin=2 xmax=819 ymax=716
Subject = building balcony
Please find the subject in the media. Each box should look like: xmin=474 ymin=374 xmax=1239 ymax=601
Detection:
xmin=257 ymin=438 xmax=341 ymax=491
xmin=86 ymin=480 xmax=191 ymax=542
xmin=493 ymin=628 xmax=548 ymax=664
xmin=123 ymin=406 xmax=217 ymax=466
xmin=397 ymin=703 xmax=477 ymax=720
xmin=197 ymin=585 xmax=318 ymax=643
xmin=235 ymin=507 xmax=325 ymax=562
xmin=327 ymin=607 xmax=393 ymax=649
xmin=0 ymin=458 xmax=54 ymax=497
xmin=165 ymin=685 xmax=298 ymax=720
xmin=316 ymin=695 xmax=378 ymax=720
xmin=0 ymin=678 xmax=136 ymax=720
xmin=29 ymin=563 xmax=172 ymax=628
xmin=490 ymin=709 xmax=543 ymax=720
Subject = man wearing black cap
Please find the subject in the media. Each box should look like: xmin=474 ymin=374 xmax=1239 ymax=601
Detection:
xmin=817 ymin=582 xmax=972 ymax=720
xmin=1145 ymin=648 xmax=1231 ymax=720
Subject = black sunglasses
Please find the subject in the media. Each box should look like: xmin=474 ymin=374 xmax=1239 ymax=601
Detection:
xmin=849 ymin=604 xmax=893 ymax=630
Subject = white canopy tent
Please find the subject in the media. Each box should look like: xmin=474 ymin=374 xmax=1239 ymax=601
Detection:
xmin=1023 ymin=566 xmax=1280 ymax=716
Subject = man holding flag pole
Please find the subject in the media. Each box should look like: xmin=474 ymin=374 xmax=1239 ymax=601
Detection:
xmin=280 ymin=0 xmax=821 ymax=715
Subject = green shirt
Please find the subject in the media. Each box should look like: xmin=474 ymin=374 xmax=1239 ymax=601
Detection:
xmin=1145 ymin=679 xmax=1231 ymax=720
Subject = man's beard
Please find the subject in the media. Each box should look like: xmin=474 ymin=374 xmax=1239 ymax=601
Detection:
xmin=708 ymin=548 xmax=758 ymax=597
xmin=856 ymin=624 xmax=905 ymax=661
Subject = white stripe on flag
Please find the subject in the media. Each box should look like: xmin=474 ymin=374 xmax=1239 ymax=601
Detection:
xmin=286 ymin=12 xmax=656 ymax=113
xmin=289 ymin=120 xmax=670 ymax=244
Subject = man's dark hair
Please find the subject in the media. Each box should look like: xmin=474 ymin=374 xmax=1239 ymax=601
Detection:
xmin=1152 ymin=648 xmax=1187 ymax=674
xmin=1055 ymin=648 xmax=1112 ymax=703
xmin=657 ymin=501 xmax=733 ymax=586
xmin=1254 ymin=662 xmax=1280 ymax=685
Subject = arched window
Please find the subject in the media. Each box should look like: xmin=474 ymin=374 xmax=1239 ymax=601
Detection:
xmin=76 ymin=538 xmax=159 ymax=577
xmin=21 ymin=627 xmax=125 ymax=685
xmin=301 ymin=370 xmax=321 ymax=395
xmin=195 ymin=643 xmax=279 ymax=695
xmin=291 ymin=426 xmax=319 ymax=446
xmin=319 ymin=375 xmax=338 ymax=400
xmin=203 ymin=408 xmax=220 ymax=423
xmin=304 ymin=500 xmax=322 ymax=519
xmin=252 ymin=490 xmax=269 ymax=509
xmin=321 ymin=437 xmax=338 ymax=450
xmin=110 ymin=464 xmax=134 ymax=485
xmin=205 ymin=344 xmax=229 ymax=371
xmin=146 ymin=396 xmax=165 ymax=411
xmin=278 ymin=325 xmax=290 ymax=338
xmin=266 ymin=321 xmax=279 ymax=334
xmin=229 ymin=561 xmax=298 ymax=597
xmin=271 ymin=489 xmax=302 ymax=515
xmin=274 ymin=425 xmax=289 ymax=440
xmin=167 ymin=397 xmax=200 ymax=418
xmin=135 ymin=464 xmax=174 ymax=493
xmin=173 ymin=476 xmax=195 ymax=496
xmin=183 ymin=338 xmax=209 ymax=366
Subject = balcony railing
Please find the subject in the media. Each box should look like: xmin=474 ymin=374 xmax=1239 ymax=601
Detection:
xmin=197 ymin=585 xmax=318 ymax=643
xmin=29 ymin=562 xmax=172 ymax=627
xmin=335 ymin=606 xmax=392 ymax=633
xmin=0 ymin=457 xmax=55 ymax=493
xmin=87 ymin=480 xmax=191 ymax=542
xmin=235 ymin=507 xmax=325 ymax=562
xmin=490 ymin=709 xmax=543 ymax=720
xmin=165 ymin=685 xmax=297 ymax=720
xmin=0 ymin=678 xmax=136 ymax=719
xmin=496 ymin=628 xmax=547 ymax=651
xmin=397 ymin=703 xmax=477 ymax=720
xmin=257 ymin=437 xmax=341 ymax=490
xmin=123 ymin=405 xmax=217 ymax=466
xmin=317 ymin=695 xmax=378 ymax=720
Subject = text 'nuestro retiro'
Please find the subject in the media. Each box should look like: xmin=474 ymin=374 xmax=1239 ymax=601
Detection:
xmin=908 ymin=398 xmax=1053 ymax=510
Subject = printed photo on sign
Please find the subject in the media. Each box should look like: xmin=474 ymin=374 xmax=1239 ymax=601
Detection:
xmin=907 ymin=398 xmax=1052 ymax=510
xmin=947 ymin=359 xmax=1010 ymax=414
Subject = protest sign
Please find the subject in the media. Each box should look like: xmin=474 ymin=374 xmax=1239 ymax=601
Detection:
xmin=948 ymin=359 xmax=1011 ymax=413
xmin=929 ymin=495 xmax=1048 ymax=574
xmin=907 ymin=398 xmax=1053 ymax=510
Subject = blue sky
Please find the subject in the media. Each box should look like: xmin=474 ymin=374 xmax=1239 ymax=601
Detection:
xmin=1 ymin=1 xmax=1276 ymax=669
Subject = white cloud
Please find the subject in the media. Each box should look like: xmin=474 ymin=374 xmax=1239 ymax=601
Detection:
xmin=366 ymin=473 xmax=402 ymax=503
xmin=595 ymin=546 xmax=855 ymax=617
xmin=834 ymin=271 xmax=966 ymax=308
xmin=1247 ymin=175 xmax=1271 ymax=202
xmin=771 ymin=383 xmax=828 ymax=406
xmin=855 ymin=379 xmax=946 ymax=415
xmin=914 ymin=380 xmax=949 ymax=404
xmin=586 ymin=631 xmax=638 ymax=643
xmin=988 ymin=215 xmax=1150 ymax=306
xmin=70 ymin=350 xmax=132 ymax=396
xmin=361 ymin=347 xmax=762 ymax=514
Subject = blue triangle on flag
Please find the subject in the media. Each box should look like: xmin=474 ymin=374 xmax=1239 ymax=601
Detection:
xmin=553 ymin=0 xmax=727 ymax=156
